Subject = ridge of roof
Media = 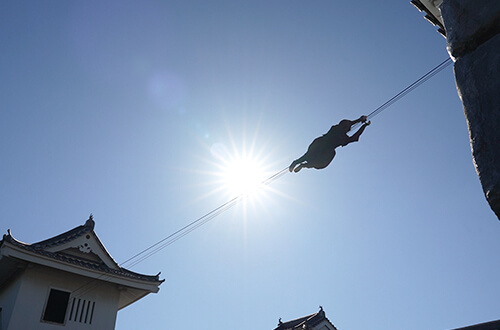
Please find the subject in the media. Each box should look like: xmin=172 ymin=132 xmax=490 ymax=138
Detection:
xmin=451 ymin=319 xmax=500 ymax=330
xmin=275 ymin=307 xmax=336 ymax=330
xmin=1 ymin=216 xmax=164 ymax=284
xmin=31 ymin=216 xmax=95 ymax=249
xmin=410 ymin=0 xmax=446 ymax=36
xmin=275 ymin=313 xmax=316 ymax=329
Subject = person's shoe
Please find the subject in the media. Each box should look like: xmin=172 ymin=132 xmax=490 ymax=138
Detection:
xmin=294 ymin=164 xmax=304 ymax=173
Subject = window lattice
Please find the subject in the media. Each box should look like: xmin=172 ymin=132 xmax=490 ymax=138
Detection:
xmin=68 ymin=298 xmax=95 ymax=325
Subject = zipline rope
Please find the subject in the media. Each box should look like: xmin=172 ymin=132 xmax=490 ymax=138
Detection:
xmin=350 ymin=57 xmax=453 ymax=132
xmin=71 ymin=57 xmax=453 ymax=298
xmin=120 ymin=166 xmax=290 ymax=269
xmin=122 ymin=57 xmax=454 ymax=269
xmin=70 ymin=167 xmax=289 ymax=298
xmin=368 ymin=57 xmax=452 ymax=120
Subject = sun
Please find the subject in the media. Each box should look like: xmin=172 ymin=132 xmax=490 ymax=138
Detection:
xmin=209 ymin=142 xmax=272 ymax=199
xmin=223 ymin=156 xmax=267 ymax=197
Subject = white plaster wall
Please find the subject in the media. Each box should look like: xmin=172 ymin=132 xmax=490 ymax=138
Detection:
xmin=0 ymin=271 xmax=23 ymax=330
xmin=314 ymin=320 xmax=337 ymax=330
xmin=7 ymin=264 xmax=120 ymax=330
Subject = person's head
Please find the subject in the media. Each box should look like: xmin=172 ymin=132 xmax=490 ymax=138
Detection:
xmin=338 ymin=119 xmax=353 ymax=132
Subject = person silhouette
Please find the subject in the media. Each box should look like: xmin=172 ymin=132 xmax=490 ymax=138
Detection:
xmin=289 ymin=115 xmax=370 ymax=173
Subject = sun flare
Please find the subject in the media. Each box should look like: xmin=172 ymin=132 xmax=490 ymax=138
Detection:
xmin=209 ymin=142 xmax=272 ymax=199
xmin=223 ymin=157 xmax=266 ymax=197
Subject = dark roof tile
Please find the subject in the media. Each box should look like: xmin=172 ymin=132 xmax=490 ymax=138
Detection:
xmin=1 ymin=217 xmax=163 ymax=284
xmin=275 ymin=308 xmax=336 ymax=330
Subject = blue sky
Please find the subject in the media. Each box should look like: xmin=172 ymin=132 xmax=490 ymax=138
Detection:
xmin=2 ymin=1 xmax=500 ymax=329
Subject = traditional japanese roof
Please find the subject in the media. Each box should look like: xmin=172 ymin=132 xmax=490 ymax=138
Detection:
xmin=0 ymin=216 xmax=164 ymax=308
xmin=452 ymin=319 xmax=500 ymax=330
xmin=274 ymin=307 xmax=337 ymax=330
xmin=411 ymin=0 xmax=446 ymax=37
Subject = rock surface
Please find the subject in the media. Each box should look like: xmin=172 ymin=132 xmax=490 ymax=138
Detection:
xmin=441 ymin=0 xmax=500 ymax=59
xmin=441 ymin=0 xmax=500 ymax=219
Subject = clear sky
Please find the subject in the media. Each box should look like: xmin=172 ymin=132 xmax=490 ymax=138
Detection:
xmin=2 ymin=1 xmax=500 ymax=329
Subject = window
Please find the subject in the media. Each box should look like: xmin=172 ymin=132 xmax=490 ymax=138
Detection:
xmin=42 ymin=289 xmax=70 ymax=324
xmin=68 ymin=297 xmax=96 ymax=325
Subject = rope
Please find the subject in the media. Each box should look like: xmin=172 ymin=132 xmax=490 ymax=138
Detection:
xmin=70 ymin=167 xmax=289 ymax=298
xmin=121 ymin=166 xmax=290 ymax=268
xmin=351 ymin=57 xmax=453 ymax=131
xmin=121 ymin=57 xmax=454 ymax=269
xmin=70 ymin=57 xmax=453 ymax=297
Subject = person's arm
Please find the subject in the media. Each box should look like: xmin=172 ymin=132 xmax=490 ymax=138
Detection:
xmin=351 ymin=115 xmax=368 ymax=125
xmin=344 ymin=121 xmax=370 ymax=145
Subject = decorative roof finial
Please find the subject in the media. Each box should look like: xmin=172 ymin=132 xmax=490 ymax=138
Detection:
xmin=85 ymin=214 xmax=95 ymax=228
xmin=278 ymin=317 xmax=282 ymax=325
xmin=318 ymin=305 xmax=325 ymax=317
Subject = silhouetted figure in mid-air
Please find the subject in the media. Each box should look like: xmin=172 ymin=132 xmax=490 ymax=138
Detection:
xmin=289 ymin=115 xmax=371 ymax=173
